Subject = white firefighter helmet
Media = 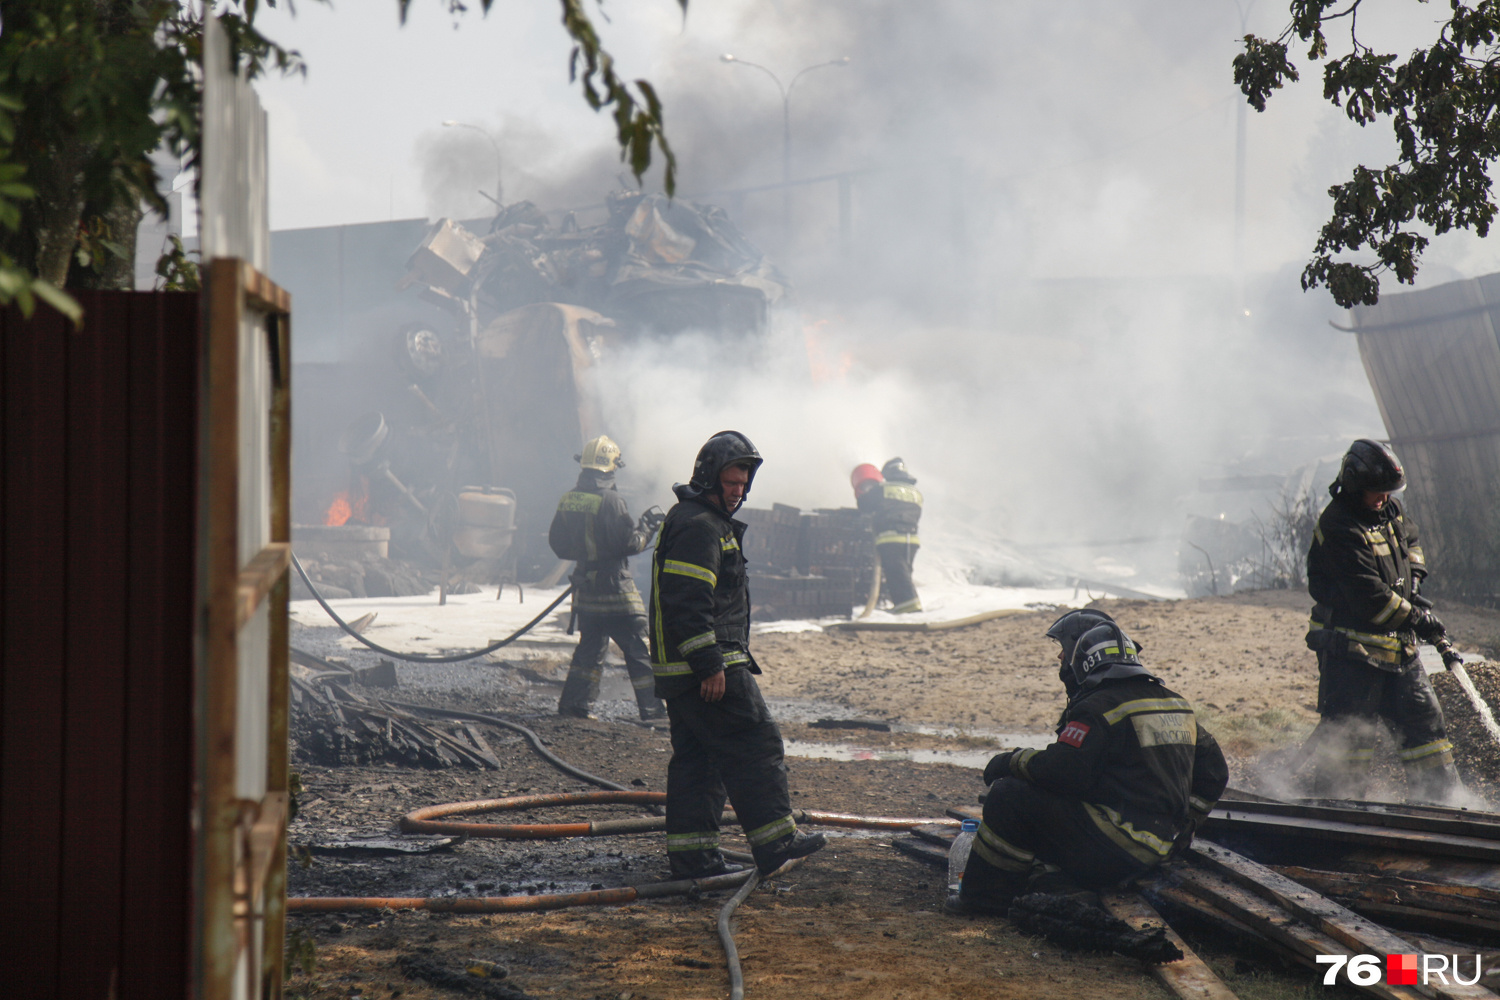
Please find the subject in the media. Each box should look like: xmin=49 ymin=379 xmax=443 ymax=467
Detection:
xmin=578 ymin=435 xmax=623 ymax=473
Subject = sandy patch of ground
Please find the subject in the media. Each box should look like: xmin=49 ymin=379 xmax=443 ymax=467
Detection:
xmin=283 ymin=590 xmax=1500 ymax=1000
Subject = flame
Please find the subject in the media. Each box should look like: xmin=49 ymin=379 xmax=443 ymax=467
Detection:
xmin=325 ymin=493 xmax=352 ymax=526
xmin=324 ymin=478 xmax=383 ymax=526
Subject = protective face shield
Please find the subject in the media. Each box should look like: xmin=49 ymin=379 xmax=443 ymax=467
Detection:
xmin=1332 ymin=438 xmax=1405 ymax=497
xmin=881 ymin=457 xmax=915 ymax=484
xmin=578 ymin=435 xmax=624 ymax=473
xmin=850 ymin=463 xmax=883 ymax=497
xmin=1045 ymin=609 xmax=1117 ymax=693
xmin=1065 ymin=621 xmax=1152 ymax=695
xmin=678 ymin=430 xmax=763 ymax=506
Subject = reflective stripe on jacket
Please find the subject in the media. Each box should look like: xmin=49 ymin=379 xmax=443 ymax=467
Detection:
xmin=649 ymin=496 xmax=756 ymax=699
xmin=856 ymin=481 xmax=922 ymax=537
xmin=548 ymin=471 xmax=651 ymax=616
xmin=1307 ymin=494 xmax=1424 ymax=662
xmin=1002 ymin=677 xmax=1228 ymax=866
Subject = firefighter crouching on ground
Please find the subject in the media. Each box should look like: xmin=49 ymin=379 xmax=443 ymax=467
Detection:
xmin=1304 ymin=439 xmax=1465 ymax=804
xmin=549 ymin=435 xmax=666 ymax=721
xmin=949 ymin=610 xmax=1228 ymax=915
xmin=650 ymin=430 xmax=826 ymax=879
xmin=851 ymin=457 xmax=923 ymax=613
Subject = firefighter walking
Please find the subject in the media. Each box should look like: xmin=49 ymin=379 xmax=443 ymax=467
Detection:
xmin=650 ymin=430 xmax=826 ymax=879
xmin=852 ymin=457 xmax=924 ymax=613
xmin=1303 ymin=439 xmax=1465 ymax=804
xmin=549 ymin=436 xmax=665 ymax=721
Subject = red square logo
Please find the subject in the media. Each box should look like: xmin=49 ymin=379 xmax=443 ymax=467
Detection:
xmin=1059 ymin=721 xmax=1091 ymax=747
xmin=1387 ymin=954 xmax=1419 ymax=985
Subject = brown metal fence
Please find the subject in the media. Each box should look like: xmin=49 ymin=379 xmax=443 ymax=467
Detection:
xmin=1 ymin=292 xmax=201 ymax=1000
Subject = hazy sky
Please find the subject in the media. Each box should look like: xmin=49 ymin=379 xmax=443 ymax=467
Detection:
xmin=255 ymin=0 xmax=1498 ymax=283
xmin=257 ymin=1 xmax=1497 ymax=588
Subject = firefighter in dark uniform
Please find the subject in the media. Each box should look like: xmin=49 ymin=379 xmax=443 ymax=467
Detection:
xmin=949 ymin=610 xmax=1228 ymax=914
xmin=549 ymin=435 xmax=666 ymax=721
xmin=650 ymin=430 xmax=826 ymax=879
xmin=852 ymin=457 xmax=923 ymax=613
xmin=1303 ymin=439 xmax=1464 ymax=803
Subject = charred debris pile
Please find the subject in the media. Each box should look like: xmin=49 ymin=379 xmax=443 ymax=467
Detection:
xmin=289 ymin=648 xmax=502 ymax=771
xmin=300 ymin=192 xmax=790 ymax=592
xmin=404 ymin=191 xmax=790 ymax=337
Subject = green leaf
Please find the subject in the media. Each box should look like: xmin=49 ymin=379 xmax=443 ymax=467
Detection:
xmin=30 ymin=279 xmax=83 ymax=325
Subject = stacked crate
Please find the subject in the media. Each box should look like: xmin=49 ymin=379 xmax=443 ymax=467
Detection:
xmin=737 ymin=503 xmax=876 ymax=621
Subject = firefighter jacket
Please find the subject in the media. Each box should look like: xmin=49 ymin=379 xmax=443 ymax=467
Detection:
xmin=993 ymin=676 xmax=1228 ymax=867
xmin=649 ymin=492 xmax=756 ymax=700
xmin=856 ymin=481 xmax=923 ymax=546
xmin=548 ymin=470 xmax=651 ymax=616
xmin=1306 ymin=494 xmax=1426 ymax=670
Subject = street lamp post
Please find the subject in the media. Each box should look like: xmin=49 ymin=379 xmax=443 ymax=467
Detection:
xmin=441 ymin=120 xmax=504 ymax=209
xmin=1230 ymin=0 xmax=1257 ymax=317
xmin=720 ymin=54 xmax=850 ymax=240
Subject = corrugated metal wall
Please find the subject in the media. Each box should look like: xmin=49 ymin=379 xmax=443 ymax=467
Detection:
xmin=1348 ymin=274 xmax=1500 ymax=596
xmin=0 ymin=292 xmax=200 ymax=1000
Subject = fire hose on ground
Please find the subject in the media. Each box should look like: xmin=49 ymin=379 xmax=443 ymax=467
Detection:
xmin=292 ymin=551 xmax=573 ymax=663
xmin=286 ymin=789 xmax=960 ymax=995
xmin=284 ymin=689 xmax=962 ymax=993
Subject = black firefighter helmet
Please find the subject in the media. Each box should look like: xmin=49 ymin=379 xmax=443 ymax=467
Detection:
xmin=1063 ymin=620 xmax=1155 ymax=697
xmin=882 ymin=457 xmax=916 ymax=484
xmin=1047 ymin=609 xmax=1117 ymax=694
xmin=1331 ymin=439 xmax=1405 ymax=498
xmin=674 ymin=430 xmax=763 ymax=504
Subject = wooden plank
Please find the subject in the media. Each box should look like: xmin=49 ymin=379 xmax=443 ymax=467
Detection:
xmin=1272 ymin=865 xmax=1500 ymax=918
xmin=893 ymin=837 xmax=950 ymax=867
xmin=59 ymin=292 xmax=132 ymax=1000
xmin=241 ymin=259 xmax=290 ymax=315
xmin=119 ymin=291 xmax=197 ymax=1000
xmin=1193 ymin=841 xmax=1498 ymax=1000
xmin=1170 ymin=865 xmax=1427 ymax=1000
xmin=1202 ymin=809 xmax=1500 ymax=863
xmin=1101 ymin=892 xmax=1240 ymax=1000
xmin=236 ymin=542 xmax=290 ymax=628
xmin=0 ymin=298 xmax=71 ymax=1000
xmin=201 ymin=257 xmax=245 ymax=1000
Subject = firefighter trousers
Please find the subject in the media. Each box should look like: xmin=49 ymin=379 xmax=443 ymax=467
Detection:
xmin=1311 ymin=653 xmax=1459 ymax=803
xmin=663 ymin=669 xmax=797 ymax=876
xmin=558 ymin=613 xmax=663 ymax=719
xmin=961 ymin=777 xmax=1154 ymax=905
xmin=877 ymin=540 xmax=921 ymax=613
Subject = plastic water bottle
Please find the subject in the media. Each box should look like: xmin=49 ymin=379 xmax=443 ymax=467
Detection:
xmin=948 ymin=819 xmax=979 ymax=893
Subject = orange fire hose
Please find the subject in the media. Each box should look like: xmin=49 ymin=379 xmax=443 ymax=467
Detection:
xmin=397 ymin=790 xmax=962 ymax=839
xmin=288 ymin=791 xmax=959 ymax=913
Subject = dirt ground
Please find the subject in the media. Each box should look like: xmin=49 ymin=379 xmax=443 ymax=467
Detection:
xmin=284 ymin=590 xmax=1500 ymax=1000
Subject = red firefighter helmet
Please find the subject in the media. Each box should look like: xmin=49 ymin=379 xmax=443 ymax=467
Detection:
xmin=850 ymin=463 xmax=884 ymax=497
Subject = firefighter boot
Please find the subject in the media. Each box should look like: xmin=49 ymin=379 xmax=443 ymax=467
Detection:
xmin=944 ymin=854 xmax=1027 ymax=917
xmin=1406 ymin=758 xmax=1463 ymax=806
xmin=754 ymin=831 xmax=826 ymax=877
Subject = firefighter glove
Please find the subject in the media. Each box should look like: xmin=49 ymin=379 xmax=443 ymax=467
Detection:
xmin=1410 ymin=608 xmax=1446 ymax=643
xmin=983 ymin=749 xmax=1017 ymax=786
xmin=1168 ymin=819 xmax=1202 ymax=861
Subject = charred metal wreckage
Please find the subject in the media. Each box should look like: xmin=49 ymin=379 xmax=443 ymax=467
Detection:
xmin=299 ymin=192 xmax=792 ymax=594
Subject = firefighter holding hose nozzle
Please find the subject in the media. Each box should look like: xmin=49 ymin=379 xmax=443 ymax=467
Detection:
xmin=1302 ymin=438 xmax=1466 ymax=804
xmin=851 ymin=457 xmax=924 ymax=613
